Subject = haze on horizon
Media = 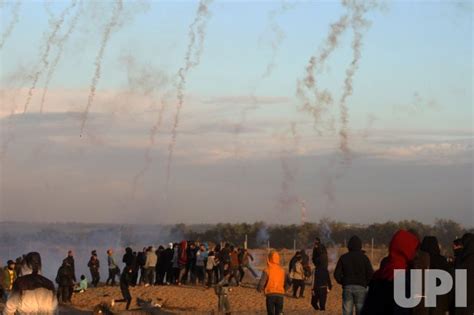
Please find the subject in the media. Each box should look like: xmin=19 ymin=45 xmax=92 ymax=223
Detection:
xmin=0 ymin=0 xmax=472 ymax=227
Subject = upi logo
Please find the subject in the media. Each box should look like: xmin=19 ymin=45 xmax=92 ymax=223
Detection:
xmin=394 ymin=269 xmax=467 ymax=308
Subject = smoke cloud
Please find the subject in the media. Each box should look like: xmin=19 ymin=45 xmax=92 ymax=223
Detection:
xmin=166 ymin=0 xmax=213 ymax=189
xmin=79 ymin=0 xmax=123 ymax=137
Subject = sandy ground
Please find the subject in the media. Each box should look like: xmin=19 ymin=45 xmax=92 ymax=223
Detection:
xmin=70 ymin=278 xmax=342 ymax=314
xmin=0 ymin=248 xmax=386 ymax=314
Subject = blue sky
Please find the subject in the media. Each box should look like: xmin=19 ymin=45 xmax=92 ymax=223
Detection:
xmin=0 ymin=0 xmax=472 ymax=225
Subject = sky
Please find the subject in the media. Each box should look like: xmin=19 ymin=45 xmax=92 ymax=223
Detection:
xmin=0 ymin=0 xmax=472 ymax=226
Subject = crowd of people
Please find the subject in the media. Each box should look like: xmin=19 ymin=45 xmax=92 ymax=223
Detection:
xmin=0 ymin=230 xmax=472 ymax=315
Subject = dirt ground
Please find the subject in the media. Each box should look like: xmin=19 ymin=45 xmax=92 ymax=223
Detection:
xmin=0 ymin=247 xmax=387 ymax=314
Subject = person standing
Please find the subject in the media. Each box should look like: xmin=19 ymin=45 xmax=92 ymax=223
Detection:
xmin=334 ymin=235 xmax=373 ymax=315
xmin=454 ymin=233 xmax=473 ymax=315
xmin=186 ymin=242 xmax=198 ymax=284
xmin=87 ymin=250 xmax=100 ymax=287
xmin=195 ymin=244 xmax=208 ymax=285
xmin=178 ymin=240 xmax=188 ymax=285
xmin=312 ymin=238 xmax=328 ymax=270
xmin=144 ymin=246 xmax=157 ymax=286
xmin=289 ymin=253 xmax=305 ymax=298
xmin=257 ymin=250 xmax=290 ymax=315
xmin=162 ymin=243 xmax=174 ymax=285
xmin=311 ymin=254 xmax=332 ymax=311
xmin=64 ymin=250 xmax=77 ymax=283
xmin=106 ymin=249 xmax=120 ymax=286
xmin=4 ymin=252 xmax=58 ymax=314
xmin=2 ymin=260 xmax=16 ymax=300
xmin=56 ymin=259 xmax=75 ymax=304
xmin=227 ymin=246 xmax=240 ymax=286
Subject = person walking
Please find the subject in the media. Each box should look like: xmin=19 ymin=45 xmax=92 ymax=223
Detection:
xmin=311 ymin=256 xmax=332 ymax=311
xmin=112 ymin=266 xmax=133 ymax=310
xmin=239 ymin=248 xmax=258 ymax=281
xmin=334 ymin=235 xmax=374 ymax=315
xmin=257 ymin=250 xmax=290 ymax=315
xmin=106 ymin=249 xmax=120 ymax=286
xmin=289 ymin=253 xmax=305 ymax=298
xmin=87 ymin=250 xmax=100 ymax=287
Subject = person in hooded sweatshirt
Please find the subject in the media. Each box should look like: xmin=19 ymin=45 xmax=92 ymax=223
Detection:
xmin=112 ymin=266 xmax=133 ymax=310
xmin=178 ymin=240 xmax=188 ymax=285
xmin=312 ymin=238 xmax=329 ymax=270
xmin=162 ymin=243 xmax=174 ymax=285
xmin=155 ymin=245 xmax=166 ymax=285
xmin=257 ymin=250 xmax=290 ymax=315
xmin=418 ymin=236 xmax=451 ymax=315
xmin=361 ymin=229 xmax=420 ymax=315
xmin=4 ymin=252 xmax=58 ymax=314
xmin=56 ymin=258 xmax=75 ymax=304
xmin=334 ymin=235 xmax=374 ymax=315
xmin=454 ymin=233 xmax=473 ymax=315
xmin=88 ymin=250 xmax=100 ymax=287
xmin=312 ymin=248 xmax=332 ymax=311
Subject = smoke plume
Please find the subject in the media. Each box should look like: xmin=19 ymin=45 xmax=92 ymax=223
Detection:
xmin=165 ymin=0 xmax=213 ymax=188
xmin=0 ymin=0 xmax=21 ymax=50
xmin=337 ymin=0 xmax=372 ymax=164
xmin=39 ymin=1 xmax=83 ymax=113
xmin=80 ymin=0 xmax=123 ymax=137
xmin=22 ymin=0 xmax=77 ymax=114
xmin=296 ymin=13 xmax=350 ymax=130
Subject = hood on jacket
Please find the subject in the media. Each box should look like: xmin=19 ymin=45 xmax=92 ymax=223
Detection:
xmin=348 ymin=236 xmax=362 ymax=251
xmin=461 ymin=233 xmax=474 ymax=259
xmin=420 ymin=236 xmax=441 ymax=256
xmin=267 ymin=250 xmax=280 ymax=266
xmin=374 ymin=230 xmax=419 ymax=281
xmin=125 ymin=247 xmax=133 ymax=254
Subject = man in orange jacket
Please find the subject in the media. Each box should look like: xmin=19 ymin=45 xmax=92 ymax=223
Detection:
xmin=257 ymin=250 xmax=290 ymax=315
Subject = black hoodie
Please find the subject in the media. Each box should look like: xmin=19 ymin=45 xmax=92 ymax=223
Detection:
xmin=455 ymin=233 xmax=474 ymax=315
xmin=334 ymin=236 xmax=373 ymax=287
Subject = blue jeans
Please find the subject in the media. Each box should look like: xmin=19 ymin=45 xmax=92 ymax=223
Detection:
xmin=342 ymin=285 xmax=367 ymax=315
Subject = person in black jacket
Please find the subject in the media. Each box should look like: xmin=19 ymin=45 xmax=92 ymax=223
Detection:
xmin=312 ymin=260 xmax=332 ymax=311
xmin=312 ymin=238 xmax=329 ymax=270
xmin=112 ymin=266 xmax=133 ymax=310
xmin=162 ymin=243 xmax=174 ymax=284
xmin=419 ymin=236 xmax=451 ymax=315
xmin=56 ymin=259 xmax=75 ymax=304
xmin=334 ymin=235 xmax=373 ymax=315
xmin=455 ymin=233 xmax=473 ymax=315
xmin=87 ymin=250 xmax=100 ymax=287
xmin=136 ymin=247 xmax=147 ymax=285
xmin=63 ymin=250 xmax=76 ymax=283
xmin=155 ymin=246 xmax=165 ymax=285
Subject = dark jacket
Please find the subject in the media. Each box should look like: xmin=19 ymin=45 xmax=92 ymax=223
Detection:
xmin=123 ymin=247 xmax=134 ymax=267
xmin=88 ymin=256 xmax=100 ymax=272
xmin=334 ymin=236 xmax=373 ymax=287
xmin=314 ymin=267 xmax=332 ymax=289
xmin=419 ymin=236 xmax=451 ymax=315
xmin=55 ymin=263 xmax=74 ymax=287
xmin=455 ymin=233 xmax=474 ymax=315
xmin=63 ymin=255 xmax=76 ymax=282
xmin=312 ymin=244 xmax=329 ymax=269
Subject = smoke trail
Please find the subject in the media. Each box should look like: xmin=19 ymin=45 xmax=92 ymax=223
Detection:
xmin=296 ymin=13 xmax=350 ymax=128
xmin=337 ymin=0 xmax=371 ymax=164
xmin=39 ymin=1 xmax=83 ymax=113
xmin=0 ymin=0 xmax=21 ymax=50
xmin=299 ymin=199 xmax=307 ymax=225
xmin=277 ymin=122 xmax=303 ymax=219
xmin=165 ymin=0 xmax=213 ymax=188
xmin=79 ymin=0 xmax=123 ymax=137
xmin=22 ymin=0 xmax=77 ymax=114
